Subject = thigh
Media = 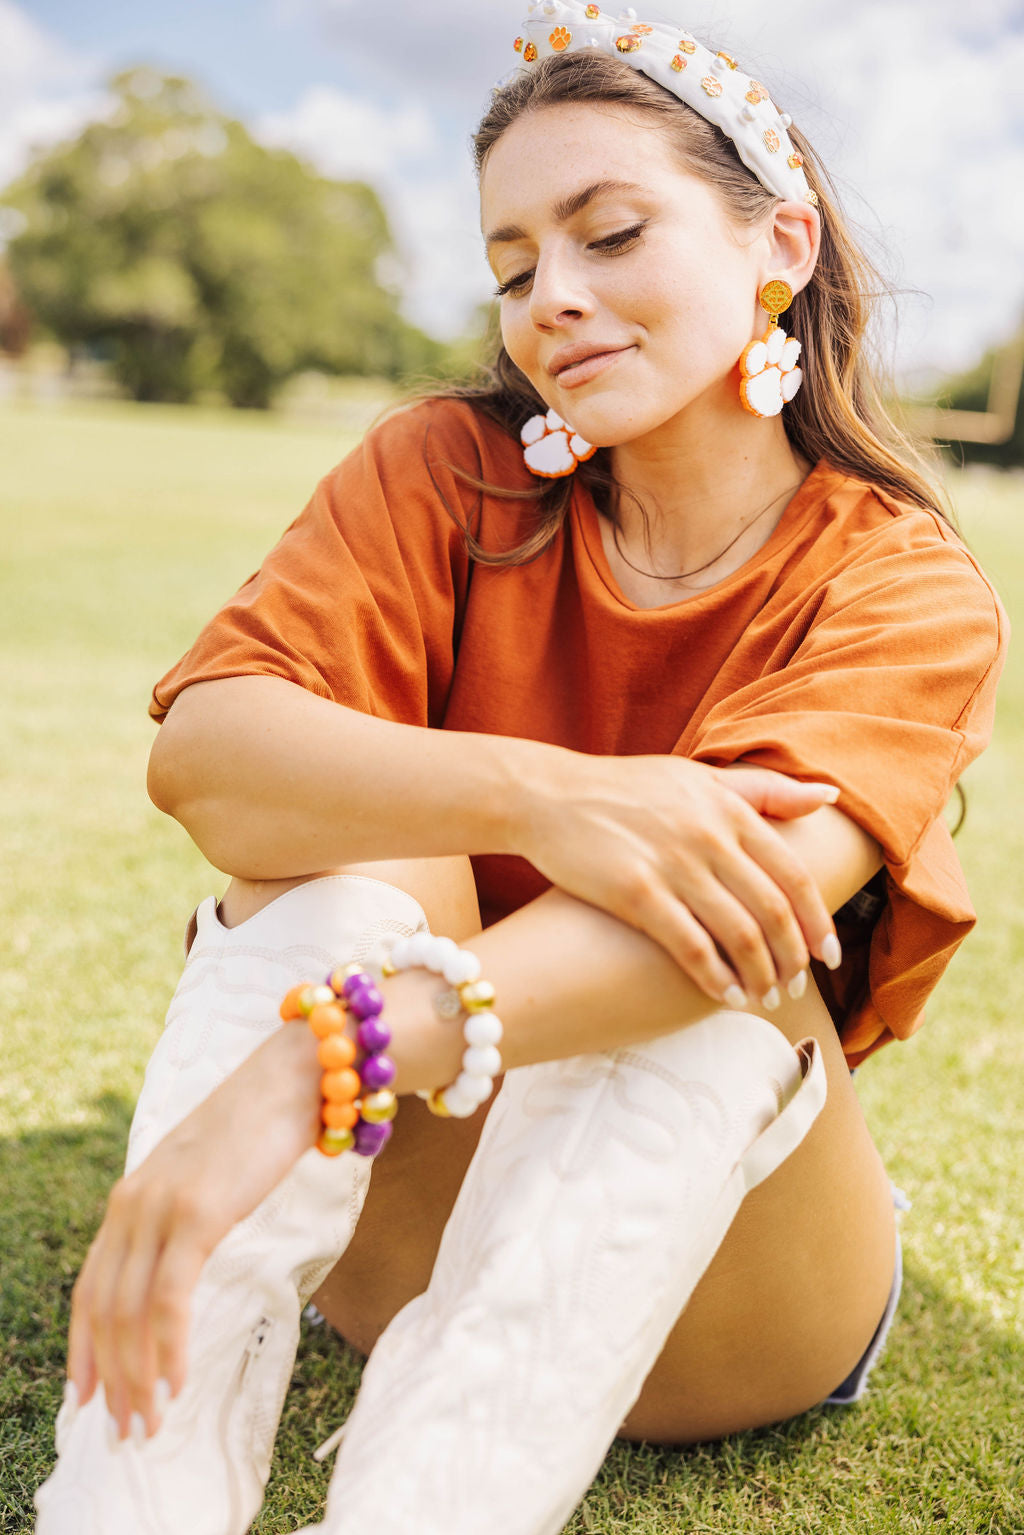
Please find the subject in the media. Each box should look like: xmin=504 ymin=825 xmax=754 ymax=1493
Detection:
xmin=313 ymin=936 xmax=895 ymax=1443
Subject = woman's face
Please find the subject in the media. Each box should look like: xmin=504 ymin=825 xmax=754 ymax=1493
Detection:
xmin=480 ymin=102 xmax=769 ymax=448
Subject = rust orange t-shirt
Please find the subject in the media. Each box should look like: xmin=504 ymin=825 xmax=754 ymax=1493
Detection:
xmin=151 ymin=399 xmax=1009 ymax=1066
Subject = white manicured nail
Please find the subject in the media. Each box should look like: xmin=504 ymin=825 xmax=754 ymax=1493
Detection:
xmin=723 ymin=985 xmax=748 ymax=1010
xmin=154 ymin=1377 xmax=171 ymax=1417
xmin=62 ymin=1379 xmax=79 ymax=1420
xmin=130 ymin=1411 xmax=147 ymax=1448
xmin=787 ymin=970 xmax=808 ymax=1000
xmin=761 ymin=987 xmax=781 ymax=1012
xmin=821 ymin=935 xmax=842 ymax=971
xmin=106 ymin=1412 xmax=121 ymax=1451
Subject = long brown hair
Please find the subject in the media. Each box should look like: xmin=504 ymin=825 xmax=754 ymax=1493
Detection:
xmin=429 ymin=49 xmax=951 ymax=570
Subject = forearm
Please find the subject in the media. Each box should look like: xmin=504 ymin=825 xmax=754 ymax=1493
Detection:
xmin=388 ymin=805 xmax=883 ymax=1093
xmin=147 ymin=675 xmax=561 ymax=879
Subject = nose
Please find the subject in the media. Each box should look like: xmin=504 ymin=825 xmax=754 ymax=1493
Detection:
xmin=528 ymin=245 xmax=595 ymax=330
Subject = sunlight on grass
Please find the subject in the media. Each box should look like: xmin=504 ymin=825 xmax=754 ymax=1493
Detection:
xmin=1 ymin=400 xmax=1020 ymax=1533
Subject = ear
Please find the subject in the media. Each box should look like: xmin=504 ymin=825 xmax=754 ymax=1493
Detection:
xmin=762 ymin=200 xmax=821 ymax=297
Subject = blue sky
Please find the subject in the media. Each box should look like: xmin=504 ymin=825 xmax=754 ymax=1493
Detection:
xmin=5 ymin=0 xmax=1024 ymax=381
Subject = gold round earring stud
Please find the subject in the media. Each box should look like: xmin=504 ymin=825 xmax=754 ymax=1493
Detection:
xmin=759 ymin=279 xmax=794 ymax=330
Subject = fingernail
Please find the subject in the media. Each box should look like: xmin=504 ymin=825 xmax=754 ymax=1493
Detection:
xmin=130 ymin=1411 xmax=147 ymax=1448
xmin=62 ymin=1379 xmax=79 ymax=1419
xmin=154 ymin=1378 xmax=171 ymax=1417
xmin=821 ymin=934 xmax=842 ymax=971
xmin=761 ymin=986 xmax=781 ymax=1012
xmin=723 ymin=985 xmax=748 ymax=1011
xmin=787 ymin=970 xmax=808 ymax=1000
xmin=814 ymin=784 xmax=840 ymax=803
xmin=106 ymin=1412 xmax=121 ymax=1451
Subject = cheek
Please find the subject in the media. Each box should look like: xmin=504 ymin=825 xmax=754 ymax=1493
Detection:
xmin=500 ymin=304 xmax=538 ymax=375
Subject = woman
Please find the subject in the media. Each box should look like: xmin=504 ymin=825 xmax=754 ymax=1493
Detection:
xmin=35 ymin=6 xmax=1007 ymax=1534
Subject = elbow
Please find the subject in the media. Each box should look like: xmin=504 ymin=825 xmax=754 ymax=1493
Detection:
xmin=147 ymin=725 xmax=180 ymax=816
xmin=147 ymin=688 xmax=213 ymax=825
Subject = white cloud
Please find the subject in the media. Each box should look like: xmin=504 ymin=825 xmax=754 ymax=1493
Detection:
xmin=254 ymin=85 xmax=493 ymax=337
xmin=0 ymin=0 xmax=108 ymax=193
xmin=257 ymin=87 xmax=440 ymax=182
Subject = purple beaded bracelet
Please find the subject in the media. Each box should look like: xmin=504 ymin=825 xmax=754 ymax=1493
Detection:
xmin=280 ymin=963 xmax=398 ymax=1159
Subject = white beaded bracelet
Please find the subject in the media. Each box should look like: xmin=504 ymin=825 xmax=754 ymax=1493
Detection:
xmin=381 ymin=932 xmax=503 ymax=1119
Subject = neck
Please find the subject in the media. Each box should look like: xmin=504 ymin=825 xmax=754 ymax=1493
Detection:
xmin=607 ymin=385 xmax=811 ymax=585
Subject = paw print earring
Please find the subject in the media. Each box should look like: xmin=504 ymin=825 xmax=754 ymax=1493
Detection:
xmin=521 ymin=409 xmax=596 ymax=478
xmin=739 ymin=279 xmax=804 ymax=419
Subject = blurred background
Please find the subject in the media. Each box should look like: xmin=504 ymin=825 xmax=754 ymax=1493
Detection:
xmin=2 ymin=7 xmax=1022 ymax=1529
xmin=2 ymin=0 xmax=1024 ymax=451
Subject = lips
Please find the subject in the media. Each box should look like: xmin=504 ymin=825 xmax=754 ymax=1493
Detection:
xmin=548 ymin=341 xmax=632 ymax=378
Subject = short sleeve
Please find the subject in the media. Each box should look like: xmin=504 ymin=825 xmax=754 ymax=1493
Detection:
xmin=149 ymin=400 xmax=481 ymax=728
xmin=685 ymin=525 xmax=1008 ymax=1062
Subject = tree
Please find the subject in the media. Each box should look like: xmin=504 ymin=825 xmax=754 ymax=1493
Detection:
xmin=1 ymin=68 xmax=445 ymax=406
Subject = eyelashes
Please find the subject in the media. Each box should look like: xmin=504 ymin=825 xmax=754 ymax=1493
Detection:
xmin=493 ymin=220 xmax=648 ymax=298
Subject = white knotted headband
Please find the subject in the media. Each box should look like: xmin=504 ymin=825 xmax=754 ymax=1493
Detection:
xmin=505 ymin=1 xmax=817 ymax=207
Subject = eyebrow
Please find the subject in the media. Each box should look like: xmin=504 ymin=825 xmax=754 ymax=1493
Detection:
xmin=484 ymin=179 xmax=649 ymax=250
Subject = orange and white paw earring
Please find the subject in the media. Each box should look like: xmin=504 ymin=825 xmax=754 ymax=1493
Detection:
xmin=739 ymin=279 xmax=804 ymax=418
xmin=521 ymin=408 xmax=596 ymax=478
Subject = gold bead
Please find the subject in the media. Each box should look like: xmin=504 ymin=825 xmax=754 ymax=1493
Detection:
xmin=319 ymin=1127 xmax=355 ymax=1156
xmin=361 ymin=1089 xmax=398 ymax=1124
xmin=424 ymin=1089 xmax=453 ymax=1118
xmin=458 ymin=979 xmax=497 ymax=1012
xmin=380 ymin=959 xmax=398 ymax=977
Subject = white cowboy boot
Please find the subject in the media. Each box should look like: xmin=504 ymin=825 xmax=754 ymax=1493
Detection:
xmin=296 ymin=1009 xmax=826 ymax=1535
xmin=34 ymin=874 xmax=430 ymax=1535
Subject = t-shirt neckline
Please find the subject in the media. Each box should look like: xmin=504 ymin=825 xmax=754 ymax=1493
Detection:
xmin=572 ymin=458 xmax=836 ymax=613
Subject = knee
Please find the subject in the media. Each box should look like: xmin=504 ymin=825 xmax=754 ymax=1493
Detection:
xmin=315 ymin=856 xmax=482 ymax=946
xmin=219 ymin=856 xmax=481 ymax=938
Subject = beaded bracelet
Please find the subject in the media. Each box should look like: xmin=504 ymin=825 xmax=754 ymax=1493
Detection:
xmin=382 ymin=932 xmax=503 ymax=1120
xmin=279 ymin=963 xmax=398 ymax=1158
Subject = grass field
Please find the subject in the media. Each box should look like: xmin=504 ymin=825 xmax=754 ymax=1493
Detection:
xmin=1 ymin=398 xmax=1021 ymax=1533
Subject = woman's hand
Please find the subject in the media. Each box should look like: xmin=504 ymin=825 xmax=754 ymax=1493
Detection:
xmin=66 ymin=1022 xmax=322 ymax=1445
xmin=516 ymin=752 xmax=841 ymax=1006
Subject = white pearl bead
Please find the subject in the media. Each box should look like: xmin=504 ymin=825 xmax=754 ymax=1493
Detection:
xmin=462 ymin=1045 xmax=502 ymax=1079
xmin=463 ymin=1010 xmax=503 ymax=1047
xmin=423 ymin=935 xmax=460 ymax=973
xmin=779 ymin=113 xmax=793 ymax=128
xmin=442 ymin=1086 xmax=478 ymax=1118
xmin=442 ymin=948 xmax=482 ymax=987
xmin=385 ymin=936 xmax=411 ymax=968
xmin=455 ymin=1071 xmax=494 ymax=1104
xmin=404 ymin=931 xmax=434 ymax=966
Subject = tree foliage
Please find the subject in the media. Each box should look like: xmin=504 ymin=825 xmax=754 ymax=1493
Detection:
xmin=1 ymin=68 xmax=445 ymax=406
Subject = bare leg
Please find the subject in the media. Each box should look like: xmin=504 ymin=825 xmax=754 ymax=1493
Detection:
xmin=310 ymin=855 xmax=895 ymax=1444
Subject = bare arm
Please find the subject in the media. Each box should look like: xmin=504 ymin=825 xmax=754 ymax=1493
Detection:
xmin=151 ymin=675 xmax=845 ymax=1000
xmin=387 ymin=796 xmax=883 ymax=1093
xmin=148 ymin=675 xmax=552 ymax=878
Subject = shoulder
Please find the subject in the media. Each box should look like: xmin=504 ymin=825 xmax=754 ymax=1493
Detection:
xmin=800 ymin=461 xmax=1008 ymax=652
xmin=358 ymin=395 xmax=526 ymax=487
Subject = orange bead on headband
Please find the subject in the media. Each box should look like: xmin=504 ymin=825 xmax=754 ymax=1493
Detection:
xmin=506 ymin=2 xmax=818 ymax=208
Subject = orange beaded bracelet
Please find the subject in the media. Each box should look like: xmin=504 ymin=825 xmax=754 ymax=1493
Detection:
xmin=280 ymin=964 xmax=397 ymax=1158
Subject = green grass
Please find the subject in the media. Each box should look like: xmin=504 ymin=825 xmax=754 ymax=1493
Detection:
xmin=1 ymin=399 xmax=1021 ymax=1533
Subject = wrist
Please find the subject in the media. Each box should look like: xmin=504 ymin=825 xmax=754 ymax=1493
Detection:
xmin=494 ymin=735 xmax=577 ymax=860
xmin=379 ymin=967 xmax=468 ymax=1097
